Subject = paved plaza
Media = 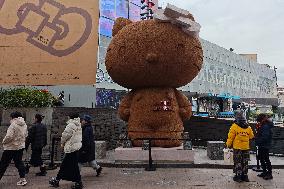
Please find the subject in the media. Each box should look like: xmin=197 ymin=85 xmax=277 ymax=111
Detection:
xmin=1 ymin=166 xmax=283 ymax=189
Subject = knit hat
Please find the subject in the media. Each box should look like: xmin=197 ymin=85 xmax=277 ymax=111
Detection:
xmin=234 ymin=110 xmax=246 ymax=121
xmin=82 ymin=114 xmax=92 ymax=123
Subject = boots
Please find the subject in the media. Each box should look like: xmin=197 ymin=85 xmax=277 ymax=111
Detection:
xmin=233 ymin=175 xmax=242 ymax=183
xmin=71 ymin=181 xmax=83 ymax=189
xmin=36 ymin=166 xmax=47 ymax=176
xmin=257 ymin=172 xmax=267 ymax=177
xmin=96 ymin=167 xmax=102 ymax=177
xmin=241 ymin=174 xmax=250 ymax=182
xmin=263 ymin=173 xmax=273 ymax=180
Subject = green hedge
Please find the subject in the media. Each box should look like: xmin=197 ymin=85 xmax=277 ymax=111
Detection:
xmin=0 ymin=88 xmax=56 ymax=108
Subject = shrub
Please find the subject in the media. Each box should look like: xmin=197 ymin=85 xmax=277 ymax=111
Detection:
xmin=0 ymin=87 xmax=56 ymax=108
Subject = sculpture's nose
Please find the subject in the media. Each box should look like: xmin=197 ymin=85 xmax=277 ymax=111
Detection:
xmin=146 ymin=53 xmax=158 ymax=64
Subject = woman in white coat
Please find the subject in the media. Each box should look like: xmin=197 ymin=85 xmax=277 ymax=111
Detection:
xmin=0 ymin=112 xmax=28 ymax=186
xmin=49 ymin=113 xmax=83 ymax=189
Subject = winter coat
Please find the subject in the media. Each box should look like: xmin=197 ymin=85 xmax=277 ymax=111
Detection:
xmin=226 ymin=123 xmax=254 ymax=150
xmin=26 ymin=123 xmax=47 ymax=150
xmin=2 ymin=117 xmax=28 ymax=151
xmin=78 ymin=123 xmax=96 ymax=163
xmin=61 ymin=118 xmax=82 ymax=153
xmin=255 ymin=121 xmax=273 ymax=149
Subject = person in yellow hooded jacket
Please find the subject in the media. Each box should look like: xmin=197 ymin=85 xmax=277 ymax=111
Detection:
xmin=226 ymin=110 xmax=254 ymax=183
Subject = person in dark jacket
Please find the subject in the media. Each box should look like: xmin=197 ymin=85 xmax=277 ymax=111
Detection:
xmin=25 ymin=114 xmax=47 ymax=176
xmin=255 ymin=113 xmax=273 ymax=180
xmin=78 ymin=115 xmax=102 ymax=176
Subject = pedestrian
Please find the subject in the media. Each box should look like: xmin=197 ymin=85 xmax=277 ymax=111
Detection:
xmin=226 ymin=110 xmax=254 ymax=182
xmin=78 ymin=115 xmax=102 ymax=176
xmin=25 ymin=114 xmax=48 ymax=176
xmin=255 ymin=113 xmax=273 ymax=180
xmin=0 ymin=111 xmax=28 ymax=186
xmin=49 ymin=113 xmax=83 ymax=189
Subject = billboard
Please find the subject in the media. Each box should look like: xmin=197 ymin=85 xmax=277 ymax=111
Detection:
xmin=129 ymin=3 xmax=140 ymax=21
xmin=130 ymin=0 xmax=141 ymax=6
xmin=115 ymin=0 xmax=129 ymax=19
xmin=0 ymin=0 xmax=99 ymax=85
xmin=100 ymin=0 xmax=115 ymax=19
xmin=99 ymin=17 xmax=114 ymax=37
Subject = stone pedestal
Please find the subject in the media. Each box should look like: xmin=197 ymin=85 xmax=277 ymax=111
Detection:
xmin=114 ymin=146 xmax=194 ymax=163
xmin=95 ymin=141 xmax=107 ymax=159
xmin=207 ymin=141 xmax=225 ymax=160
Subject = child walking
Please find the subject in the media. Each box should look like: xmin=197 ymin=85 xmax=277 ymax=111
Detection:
xmin=226 ymin=111 xmax=254 ymax=182
xmin=0 ymin=112 xmax=28 ymax=186
xmin=49 ymin=113 xmax=83 ymax=189
xmin=78 ymin=115 xmax=102 ymax=176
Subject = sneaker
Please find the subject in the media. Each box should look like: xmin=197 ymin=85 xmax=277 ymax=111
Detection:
xmin=233 ymin=175 xmax=242 ymax=183
xmin=49 ymin=177 xmax=59 ymax=187
xmin=71 ymin=182 xmax=83 ymax=189
xmin=17 ymin=178 xmax=27 ymax=186
xmin=241 ymin=175 xmax=250 ymax=182
xmin=257 ymin=172 xmax=267 ymax=177
xmin=263 ymin=174 xmax=273 ymax=180
xmin=96 ymin=167 xmax=102 ymax=177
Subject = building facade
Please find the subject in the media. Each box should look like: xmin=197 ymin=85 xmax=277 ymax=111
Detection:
xmin=97 ymin=36 xmax=278 ymax=108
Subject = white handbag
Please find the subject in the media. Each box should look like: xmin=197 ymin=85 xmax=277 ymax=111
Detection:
xmin=223 ymin=148 xmax=234 ymax=164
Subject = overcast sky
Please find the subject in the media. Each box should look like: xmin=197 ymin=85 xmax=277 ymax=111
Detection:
xmin=159 ymin=0 xmax=284 ymax=86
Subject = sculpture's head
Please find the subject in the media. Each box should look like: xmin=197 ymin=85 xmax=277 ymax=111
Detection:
xmin=105 ymin=4 xmax=203 ymax=89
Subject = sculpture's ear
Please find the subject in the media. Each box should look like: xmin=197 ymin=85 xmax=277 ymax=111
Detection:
xmin=112 ymin=17 xmax=133 ymax=36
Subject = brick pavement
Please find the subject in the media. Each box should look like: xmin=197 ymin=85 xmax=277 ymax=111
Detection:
xmin=1 ymin=166 xmax=283 ymax=189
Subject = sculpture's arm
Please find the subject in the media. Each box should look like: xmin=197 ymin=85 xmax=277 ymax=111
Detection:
xmin=174 ymin=89 xmax=192 ymax=121
xmin=118 ymin=91 xmax=134 ymax=121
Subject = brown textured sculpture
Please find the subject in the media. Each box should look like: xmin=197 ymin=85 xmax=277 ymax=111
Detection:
xmin=105 ymin=4 xmax=203 ymax=147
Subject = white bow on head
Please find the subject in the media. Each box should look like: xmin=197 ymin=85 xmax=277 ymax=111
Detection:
xmin=153 ymin=4 xmax=201 ymax=38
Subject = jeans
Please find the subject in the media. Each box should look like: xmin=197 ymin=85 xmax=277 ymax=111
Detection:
xmin=258 ymin=147 xmax=272 ymax=174
xmin=0 ymin=149 xmax=26 ymax=180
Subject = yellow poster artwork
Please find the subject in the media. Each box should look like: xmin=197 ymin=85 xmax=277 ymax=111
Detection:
xmin=0 ymin=0 xmax=99 ymax=85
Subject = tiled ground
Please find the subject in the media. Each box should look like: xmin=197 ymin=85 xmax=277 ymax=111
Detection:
xmin=1 ymin=167 xmax=283 ymax=189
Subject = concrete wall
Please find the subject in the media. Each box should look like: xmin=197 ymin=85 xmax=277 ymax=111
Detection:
xmin=0 ymin=107 xmax=127 ymax=160
xmin=1 ymin=108 xmax=284 ymax=159
xmin=1 ymin=108 xmax=53 ymax=126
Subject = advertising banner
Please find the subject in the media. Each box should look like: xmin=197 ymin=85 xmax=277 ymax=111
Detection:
xmin=0 ymin=0 xmax=99 ymax=85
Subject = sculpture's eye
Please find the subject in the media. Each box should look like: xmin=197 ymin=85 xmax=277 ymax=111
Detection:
xmin=119 ymin=46 xmax=126 ymax=55
xmin=177 ymin=43 xmax=185 ymax=51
